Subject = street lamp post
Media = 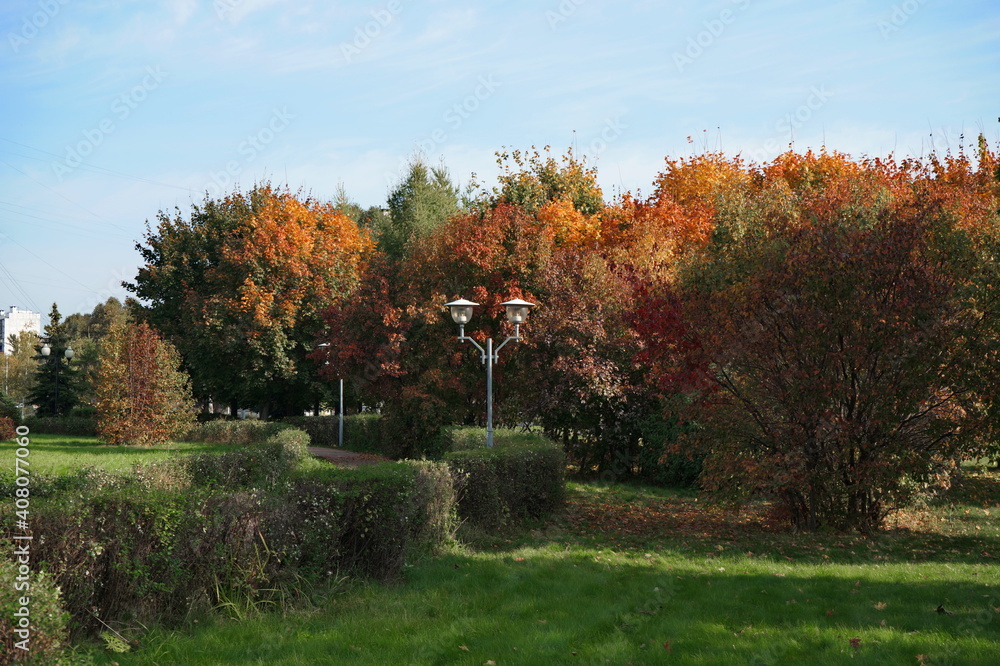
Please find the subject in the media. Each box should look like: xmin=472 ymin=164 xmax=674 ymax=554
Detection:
xmin=40 ymin=343 xmax=74 ymax=417
xmin=445 ymin=297 xmax=534 ymax=448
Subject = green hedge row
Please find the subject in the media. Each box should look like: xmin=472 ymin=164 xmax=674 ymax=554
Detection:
xmin=280 ymin=417 xmax=567 ymax=531
xmin=7 ymin=452 xmax=455 ymax=637
xmin=2 ymin=423 xmax=564 ymax=640
xmin=181 ymin=419 xmax=297 ymax=446
xmin=21 ymin=416 xmax=97 ymax=437
xmin=445 ymin=435 xmax=566 ymax=531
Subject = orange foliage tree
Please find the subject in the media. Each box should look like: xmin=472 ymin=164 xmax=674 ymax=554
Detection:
xmin=95 ymin=320 xmax=195 ymax=446
xmin=635 ymin=144 xmax=1000 ymax=532
xmin=127 ymin=184 xmax=373 ymax=417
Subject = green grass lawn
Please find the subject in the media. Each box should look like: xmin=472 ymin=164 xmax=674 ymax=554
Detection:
xmin=6 ymin=433 xmax=233 ymax=476
xmin=67 ymin=470 xmax=1000 ymax=665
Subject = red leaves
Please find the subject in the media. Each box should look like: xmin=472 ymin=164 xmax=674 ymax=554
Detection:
xmin=629 ymin=145 xmax=1000 ymax=532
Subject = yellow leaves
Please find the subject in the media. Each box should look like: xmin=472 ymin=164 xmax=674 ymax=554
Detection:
xmin=654 ymin=152 xmax=752 ymax=209
xmin=537 ymin=197 xmax=601 ymax=247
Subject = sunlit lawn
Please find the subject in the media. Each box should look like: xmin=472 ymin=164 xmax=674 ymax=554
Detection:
xmin=3 ymin=433 xmax=232 ymax=477
xmin=74 ymin=469 xmax=1000 ymax=665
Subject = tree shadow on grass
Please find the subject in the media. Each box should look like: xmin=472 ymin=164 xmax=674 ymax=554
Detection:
xmin=129 ymin=549 xmax=1000 ymax=665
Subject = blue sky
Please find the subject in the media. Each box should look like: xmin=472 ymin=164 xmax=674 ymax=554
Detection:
xmin=1 ymin=0 xmax=998 ymax=324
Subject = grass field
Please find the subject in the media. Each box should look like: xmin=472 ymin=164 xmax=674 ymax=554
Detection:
xmin=6 ymin=433 xmax=232 ymax=477
xmin=63 ymin=468 xmax=1000 ymax=665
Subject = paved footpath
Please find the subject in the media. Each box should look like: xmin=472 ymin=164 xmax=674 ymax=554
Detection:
xmin=308 ymin=446 xmax=391 ymax=469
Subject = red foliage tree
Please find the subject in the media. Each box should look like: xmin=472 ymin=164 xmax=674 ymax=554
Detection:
xmin=636 ymin=146 xmax=1000 ymax=532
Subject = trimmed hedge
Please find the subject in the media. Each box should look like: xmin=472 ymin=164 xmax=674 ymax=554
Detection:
xmin=21 ymin=416 xmax=97 ymax=437
xmin=185 ymin=429 xmax=309 ymax=490
xmin=181 ymin=419 xmax=295 ymax=446
xmin=285 ymin=461 xmax=455 ymax=579
xmin=0 ymin=420 xmax=563 ymax=640
xmin=6 ymin=435 xmax=455 ymax=637
xmin=444 ymin=433 xmax=565 ymax=531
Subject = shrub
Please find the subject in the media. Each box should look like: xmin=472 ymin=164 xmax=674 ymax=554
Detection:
xmin=284 ymin=460 xmax=455 ymax=580
xmin=182 ymin=420 xmax=293 ymax=445
xmin=69 ymin=405 xmax=97 ymax=419
xmin=22 ymin=416 xmax=97 ymax=436
xmin=0 ymin=394 xmax=19 ymax=424
xmin=2 ymin=426 xmax=457 ymax=638
xmin=185 ymin=428 xmax=309 ymax=490
xmin=22 ymin=482 xmax=196 ymax=635
xmin=0 ymin=558 xmax=69 ymax=664
xmin=0 ymin=418 xmax=14 ymax=442
xmin=444 ymin=433 xmax=565 ymax=530
xmin=635 ymin=416 xmax=702 ymax=488
xmin=381 ymin=393 xmax=453 ymax=460
xmin=403 ymin=459 xmax=458 ymax=551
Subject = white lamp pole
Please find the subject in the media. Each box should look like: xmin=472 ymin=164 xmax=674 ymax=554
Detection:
xmin=445 ymin=298 xmax=534 ymax=448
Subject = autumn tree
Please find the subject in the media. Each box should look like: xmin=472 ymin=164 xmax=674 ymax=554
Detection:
xmin=3 ymin=329 xmax=39 ymax=411
xmin=317 ymin=149 xmax=683 ymax=472
xmin=636 ymin=147 xmax=1000 ymax=532
xmin=95 ymin=320 xmax=195 ymax=446
xmin=126 ymin=183 xmax=373 ymax=418
xmin=62 ymin=297 xmax=129 ymax=408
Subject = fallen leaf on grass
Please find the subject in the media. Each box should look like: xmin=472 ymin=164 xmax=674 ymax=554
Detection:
xmin=874 ymin=602 xmax=887 ymax=610
xmin=459 ymin=645 xmax=470 ymax=652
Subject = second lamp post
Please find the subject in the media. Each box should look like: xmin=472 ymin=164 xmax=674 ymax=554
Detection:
xmin=445 ymin=297 xmax=534 ymax=448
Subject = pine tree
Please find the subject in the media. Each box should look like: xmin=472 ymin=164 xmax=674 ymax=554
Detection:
xmin=94 ymin=320 xmax=195 ymax=446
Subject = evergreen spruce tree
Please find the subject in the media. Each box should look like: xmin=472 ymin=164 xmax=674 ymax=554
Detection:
xmin=28 ymin=304 xmax=81 ymax=417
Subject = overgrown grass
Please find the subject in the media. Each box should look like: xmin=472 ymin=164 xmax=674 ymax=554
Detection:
xmin=4 ymin=433 xmax=233 ymax=476
xmin=68 ymin=469 xmax=1000 ymax=665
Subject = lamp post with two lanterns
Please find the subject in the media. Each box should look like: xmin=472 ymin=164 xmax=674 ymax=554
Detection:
xmin=40 ymin=342 xmax=74 ymax=417
xmin=444 ymin=297 xmax=534 ymax=448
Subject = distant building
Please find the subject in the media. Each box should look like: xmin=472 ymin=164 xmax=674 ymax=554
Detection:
xmin=0 ymin=306 xmax=41 ymax=355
